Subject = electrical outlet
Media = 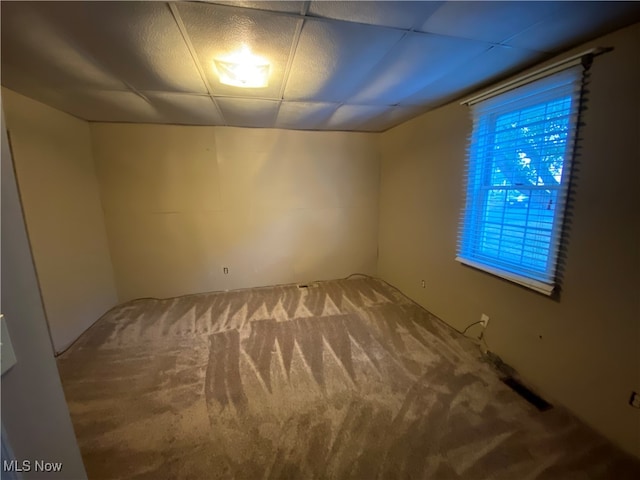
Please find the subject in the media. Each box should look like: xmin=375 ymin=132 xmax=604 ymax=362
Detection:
xmin=421 ymin=280 xmax=425 ymax=288
xmin=223 ymin=267 xmax=229 ymax=274
xmin=480 ymin=314 xmax=489 ymax=328
xmin=630 ymin=391 xmax=640 ymax=409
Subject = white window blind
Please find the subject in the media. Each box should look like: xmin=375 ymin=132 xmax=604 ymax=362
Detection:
xmin=457 ymin=65 xmax=586 ymax=295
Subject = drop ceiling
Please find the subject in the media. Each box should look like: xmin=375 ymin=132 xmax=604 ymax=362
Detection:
xmin=2 ymin=1 xmax=639 ymax=132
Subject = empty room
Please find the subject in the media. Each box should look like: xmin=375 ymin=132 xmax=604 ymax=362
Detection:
xmin=1 ymin=1 xmax=639 ymax=479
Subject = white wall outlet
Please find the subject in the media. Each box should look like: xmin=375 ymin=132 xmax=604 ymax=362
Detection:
xmin=421 ymin=280 xmax=425 ymax=288
xmin=630 ymin=391 xmax=640 ymax=409
xmin=480 ymin=314 xmax=490 ymax=328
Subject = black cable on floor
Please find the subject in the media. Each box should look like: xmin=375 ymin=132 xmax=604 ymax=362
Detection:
xmin=462 ymin=320 xmax=485 ymax=334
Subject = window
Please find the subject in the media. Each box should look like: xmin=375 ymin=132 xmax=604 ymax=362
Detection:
xmin=457 ymin=64 xmax=586 ymax=295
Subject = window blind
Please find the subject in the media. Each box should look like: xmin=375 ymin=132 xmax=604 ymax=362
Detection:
xmin=457 ymin=66 xmax=585 ymax=295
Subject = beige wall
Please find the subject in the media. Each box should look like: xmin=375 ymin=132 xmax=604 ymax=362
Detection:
xmin=2 ymin=88 xmax=117 ymax=353
xmin=1 ymin=108 xmax=87 ymax=479
xmin=91 ymin=124 xmax=379 ymax=301
xmin=377 ymin=23 xmax=640 ymax=457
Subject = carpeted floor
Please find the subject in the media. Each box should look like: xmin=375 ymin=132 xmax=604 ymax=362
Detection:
xmin=58 ymin=276 xmax=640 ymax=479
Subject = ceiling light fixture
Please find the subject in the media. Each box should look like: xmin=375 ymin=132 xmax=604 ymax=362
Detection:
xmin=214 ymin=45 xmax=270 ymax=88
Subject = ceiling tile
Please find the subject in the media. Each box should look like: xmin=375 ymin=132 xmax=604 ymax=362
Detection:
xmin=215 ymin=97 xmax=280 ymax=127
xmin=2 ymin=69 xmax=162 ymax=126
xmin=0 ymin=78 xmax=86 ymax=122
xmin=2 ymin=2 xmax=207 ymax=94
xmin=418 ymin=1 xmax=563 ymax=44
xmin=72 ymin=2 xmax=207 ymax=93
xmin=357 ymin=106 xmax=428 ymax=132
xmin=322 ymin=104 xmax=389 ymax=131
xmin=505 ymin=1 xmax=640 ymax=53
xmin=307 ymin=1 xmax=444 ymax=30
xmin=0 ymin=2 xmax=127 ymax=91
xmin=177 ymin=2 xmax=301 ymax=99
xmin=204 ymin=1 xmax=307 ymax=15
xmin=144 ymin=93 xmax=225 ymax=125
xmin=399 ymin=45 xmax=544 ymax=107
xmin=0 ymin=63 xmax=78 ymax=109
xmin=275 ymin=102 xmax=338 ymax=130
xmin=45 ymin=90 xmax=166 ymax=123
xmin=348 ymin=32 xmax=490 ymax=106
xmin=284 ymin=18 xmax=404 ymax=102
xmin=1 ymin=70 xmax=192 ymax=126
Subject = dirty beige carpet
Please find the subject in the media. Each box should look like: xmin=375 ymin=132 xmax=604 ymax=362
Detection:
xmin=58 ymin=276 xmax=639 ymax=479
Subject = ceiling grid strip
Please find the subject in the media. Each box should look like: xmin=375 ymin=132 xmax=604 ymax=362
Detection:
xmin=167 ymin=2 xmax=227 ymax=124
xmin=272 ymin=13 xmax=306 ymax=126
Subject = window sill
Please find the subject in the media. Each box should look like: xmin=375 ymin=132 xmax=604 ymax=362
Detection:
xmin=455 ymin=256 xmax=554 ymax=296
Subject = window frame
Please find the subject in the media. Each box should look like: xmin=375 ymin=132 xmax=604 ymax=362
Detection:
xmin=457 ymin=64 xmax=587 ymax=295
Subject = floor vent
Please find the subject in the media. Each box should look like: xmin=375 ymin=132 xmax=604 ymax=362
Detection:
xmin=502 ymin=377 xmax=553 ymax=412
